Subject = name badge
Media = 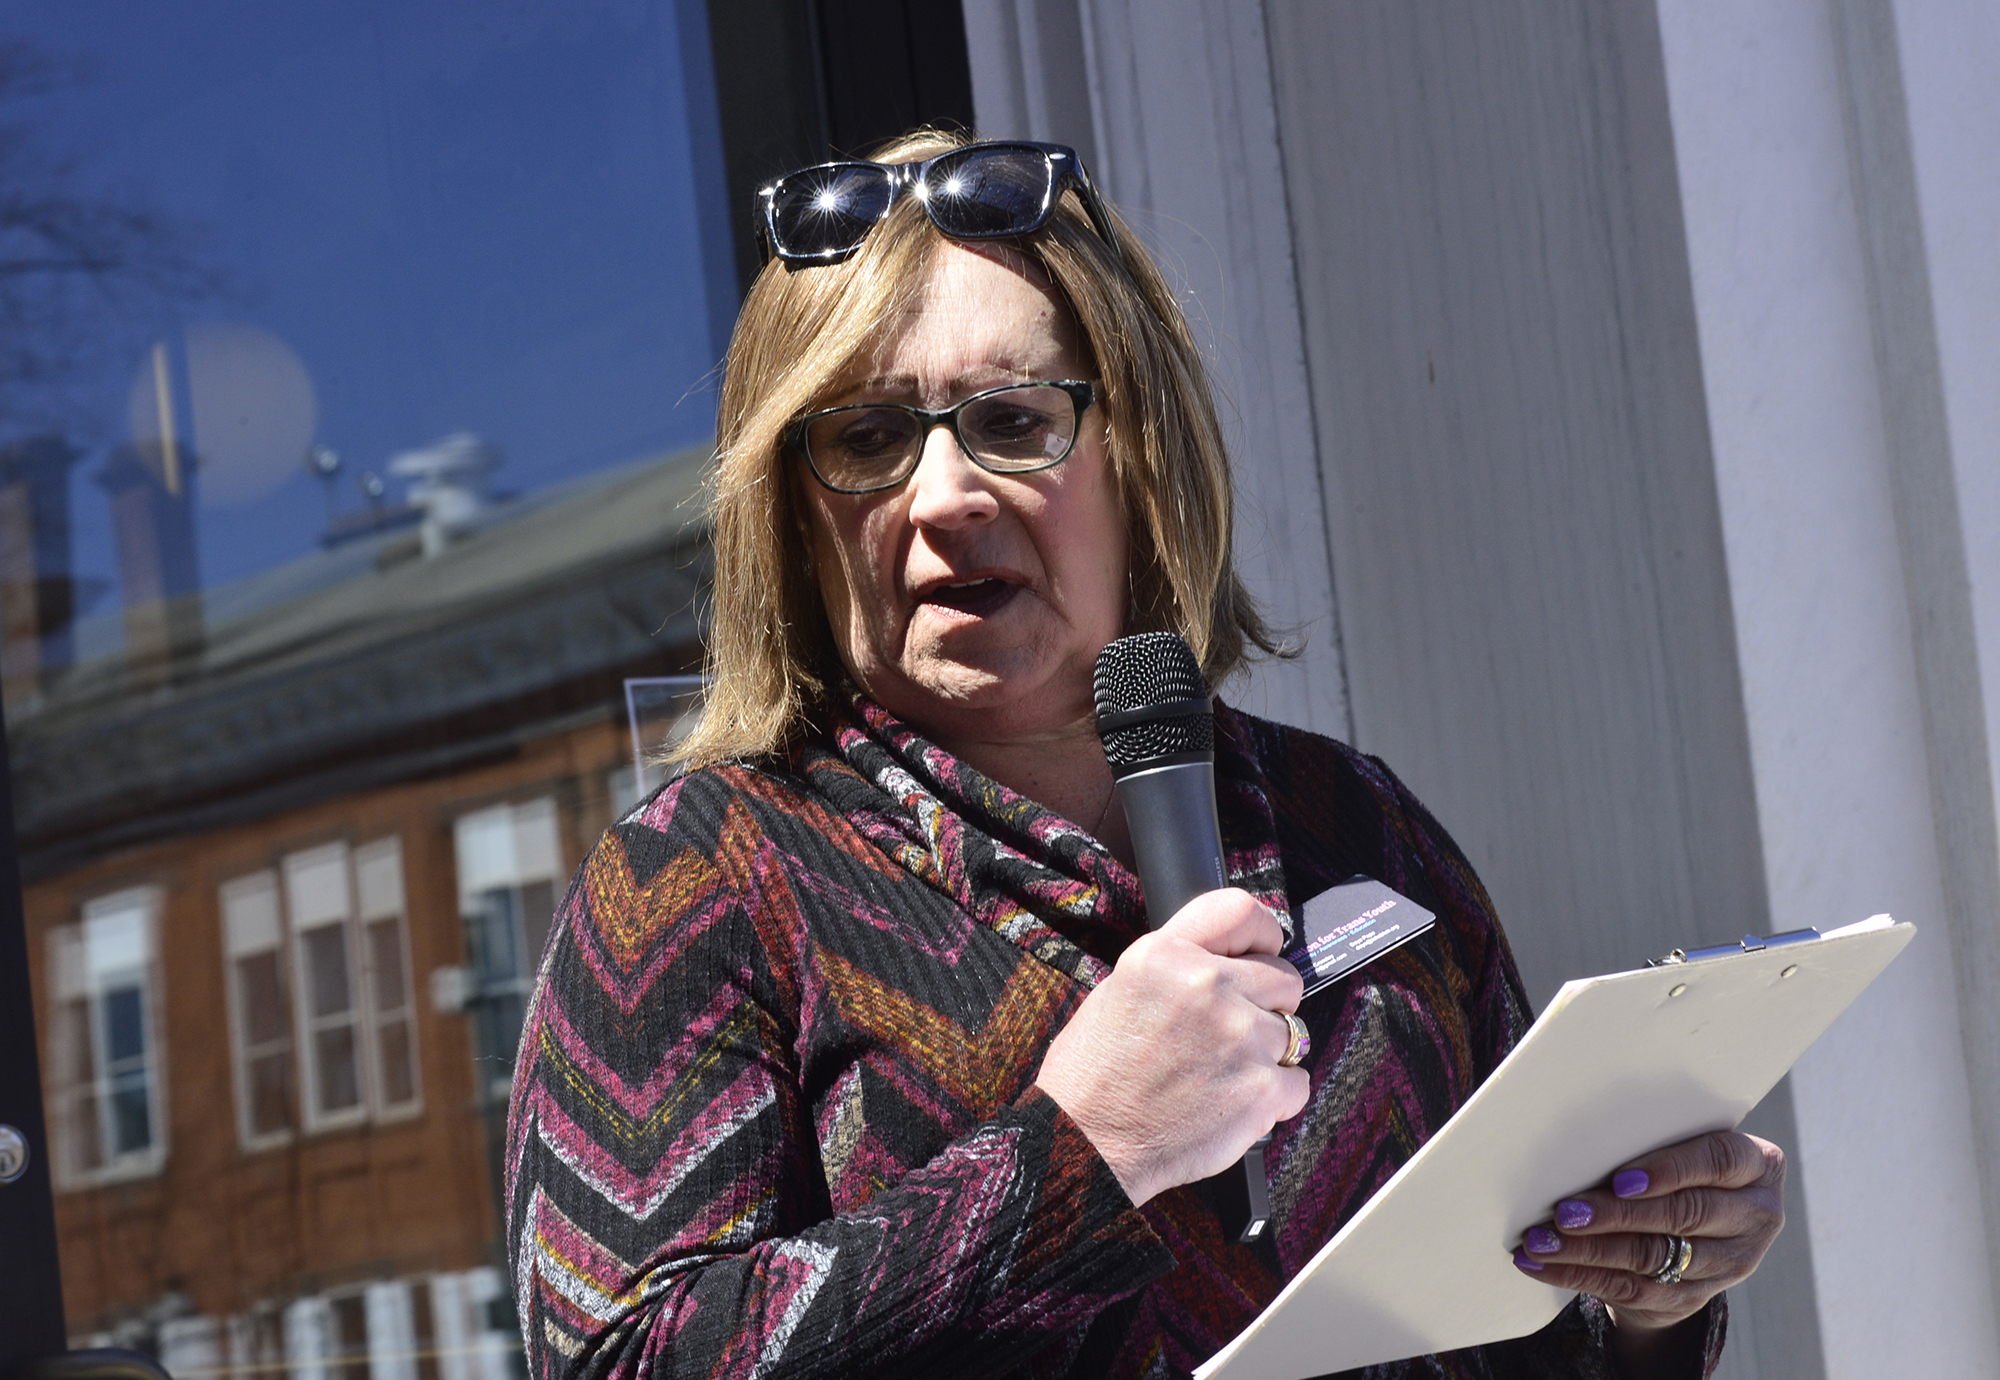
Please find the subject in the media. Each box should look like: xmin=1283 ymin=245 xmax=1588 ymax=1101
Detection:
xmin=1285 ymin=876 xmax=1437 ymax=998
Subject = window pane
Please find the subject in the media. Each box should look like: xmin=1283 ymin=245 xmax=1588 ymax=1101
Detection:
xmin=367 ymin=917 xmax=407 ymax=1011
xmin=248 ymin=1051 xmax=292 ymax=1137
xmin=303 ymin=924 xmax=351 ymax=1019
xmin=465 ymin=892 xmax=521 ymax=985
xmin=237 ymin=951 xmax=288 ymax=1045
xmin=314 ymin=1026 xmax=360 ymax=1113
xmin=109 ymin=1070 xmax=152 ymax=1154
xmin=474 ymin=993 xmax=528 ymax=1084
xmin=102 ymin=983 xmax=146 ymax=1065
xmin=56 ymin=998 xmax=101 ymax=1172
xmin=59 ymin=998 xmax=96 ymax=1085
xmin=411 ymin=1281 xmax=440 ymax=1380
xmin=377 ymin=1018 xmax=415 ymax=1107
xmin=66 ymin=1086 xmax=103 ymax=1173
xmin=521 ymin=879 xmax=557 ymax=975
xmin=329 ymin=1295 xmax=370 ymax=1380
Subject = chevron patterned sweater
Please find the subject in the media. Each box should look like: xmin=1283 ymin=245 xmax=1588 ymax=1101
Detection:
xmin=505 ymin=696 xmax=1724 ymax=1379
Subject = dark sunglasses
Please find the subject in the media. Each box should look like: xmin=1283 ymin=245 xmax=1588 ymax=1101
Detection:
xmin=756 ymin=141 xmax=1123 ymax=267
xmin=790 ymin=380 xmax=1098 ymax=494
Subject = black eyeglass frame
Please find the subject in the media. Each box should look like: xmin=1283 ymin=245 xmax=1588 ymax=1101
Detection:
xmin=755 ymin=141 xmax=1124 ymax=268
xmin=789 ymin=379 xmax=1099 ymax=495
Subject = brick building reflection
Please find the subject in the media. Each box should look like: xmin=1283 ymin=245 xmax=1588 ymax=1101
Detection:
xmin=6 ymin=443 xmax=710 ymax=1372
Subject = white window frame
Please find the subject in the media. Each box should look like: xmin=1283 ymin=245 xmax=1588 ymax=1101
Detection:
xmin=221 ymin=869 xmax=295 ymax=1150
xmin=356 ymin=836 xmax=422 ymax=1122
xmin=287 ymin=842 xmax=371 ymax=1133
xmin=221 ymin=835 xmax=420 ymax=1141
xmin=452 ymin=798 xmax=565 ymax=1099
xmin=432 ymin=1267 xmax=521 ymax=1380
xmin=45 ymin=886 xmax=168 ymax=1187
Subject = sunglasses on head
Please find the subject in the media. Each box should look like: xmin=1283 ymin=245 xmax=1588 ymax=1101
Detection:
xmin=756 ymin=140 xmax=1124 ymax=268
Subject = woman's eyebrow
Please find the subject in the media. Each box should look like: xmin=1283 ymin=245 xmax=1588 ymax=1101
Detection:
xmin=846 ymin=363 xmax=1045 ymax=396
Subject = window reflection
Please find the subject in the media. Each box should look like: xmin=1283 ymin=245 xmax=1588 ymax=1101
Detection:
xmin=3 ymin=0 xmax=730 ymax=1364
xmin=46 ymin=889 xmax=164 ymax=1184
xmin=221 ymin=871 xmax=296 ymax=1145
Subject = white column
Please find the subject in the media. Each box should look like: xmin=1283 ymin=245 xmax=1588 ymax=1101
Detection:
xmin=283 ymin=1296 xmax=332 ymax=1380
xmin=159 ymin=1317 xmax=223 ymax=1378
xmin=460 ymin=1266 xmax=518 ymax=1380
xmin=429 ymin=1274 xmax=473 ymax=1380
xmin=1899 ymin=3 xmax=2000 ymax=787
xmin=1890 ymin=0 xmax=2000 ymax=1276
xmin=1653 ymin=0 xmax=2000 ymax=1374
xmin=365 ymin=1281 xmax=417 ymax=1380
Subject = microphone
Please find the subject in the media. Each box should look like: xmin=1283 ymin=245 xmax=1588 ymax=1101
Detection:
xmin=1093 ymin=632 xmax=1273 ymax=1244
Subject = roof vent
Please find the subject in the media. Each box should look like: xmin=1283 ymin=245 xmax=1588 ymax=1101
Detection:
xmin=388 ymin=433 xmax=500 ymax=557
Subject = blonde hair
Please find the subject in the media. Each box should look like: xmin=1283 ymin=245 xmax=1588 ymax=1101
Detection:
xmin=675 ymin=129 xmax=1282 ymax=769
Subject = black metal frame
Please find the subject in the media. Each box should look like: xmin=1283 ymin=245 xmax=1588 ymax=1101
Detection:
xmin=0 ymin=723 xmax=68 ymax=1365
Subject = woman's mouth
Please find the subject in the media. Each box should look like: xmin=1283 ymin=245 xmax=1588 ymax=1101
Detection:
xmin=921 ymin=578 xmax=1020 ymax=617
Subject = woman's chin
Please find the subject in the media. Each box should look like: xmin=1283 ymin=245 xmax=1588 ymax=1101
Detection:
xmin=868 ymin=655 xmax=1094 ymax=743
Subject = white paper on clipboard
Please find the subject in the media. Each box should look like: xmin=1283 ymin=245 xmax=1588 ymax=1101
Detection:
xmin=1195 ymin=915 xmax=1915 ymax=1380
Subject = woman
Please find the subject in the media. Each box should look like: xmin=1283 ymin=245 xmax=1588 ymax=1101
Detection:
xmin=504 ymin=131 xmax=1784 ymax=1380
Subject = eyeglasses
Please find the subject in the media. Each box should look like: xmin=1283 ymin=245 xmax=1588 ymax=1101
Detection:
xmin=790 ymin=380 xmax=1098 ymax=494
xmin=756 ymin=141 xmax=1123 ymax=267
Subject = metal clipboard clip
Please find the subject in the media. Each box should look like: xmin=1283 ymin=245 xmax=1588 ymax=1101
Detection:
xmin=1647 ymin=926 xmax=1823 ymax=968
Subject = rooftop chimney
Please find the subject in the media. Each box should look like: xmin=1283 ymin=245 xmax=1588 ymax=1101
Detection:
xmin=0 ymin=436 xmax=83 ymax=706
xmin=97 ymin=441 xmax=203 ymax=691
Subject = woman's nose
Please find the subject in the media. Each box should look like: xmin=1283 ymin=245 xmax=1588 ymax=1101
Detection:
xmin=905 ymin=423 xmax=1000 ymax=528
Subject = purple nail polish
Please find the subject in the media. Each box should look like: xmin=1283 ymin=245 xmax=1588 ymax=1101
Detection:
xmin=1613 ymin=1169 xmax=1650 ymax=1198
xmin=1525 ymin=1226 xmax=1561 ymax=1255
xmin=1556 ymin=1199 xmax=1594 ymax=1230
xmin=1513 ymin=1249 xmax=1545 ymax=1272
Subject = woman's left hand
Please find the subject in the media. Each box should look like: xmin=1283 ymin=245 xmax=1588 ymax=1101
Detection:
xmin=1513 ymin=1129 xmax=1785 ymax=1332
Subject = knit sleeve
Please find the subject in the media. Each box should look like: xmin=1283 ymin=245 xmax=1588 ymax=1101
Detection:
xmin=503 ymin=773 xmax=1174 ymax=1380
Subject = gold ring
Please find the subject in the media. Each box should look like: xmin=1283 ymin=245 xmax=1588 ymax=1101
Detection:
xmin=1649 ymin=1234 xmax=1693 ymax=1285
xmin=1277 ymin=1011 xmax=1311 ymax=1068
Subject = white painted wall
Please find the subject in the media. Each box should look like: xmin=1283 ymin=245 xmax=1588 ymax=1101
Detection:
xmin=1899 ymin=4 xmax=2000 ymax=816
xmin=1653 ymin=0 xmax=2000 ymax=1373
xmin=966 ymin=0 xmax=2000 ymax=1373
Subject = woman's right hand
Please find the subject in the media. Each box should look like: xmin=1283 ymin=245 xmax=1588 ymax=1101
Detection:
xmin=1033 ymin=888 xmax=1311 ymax=1205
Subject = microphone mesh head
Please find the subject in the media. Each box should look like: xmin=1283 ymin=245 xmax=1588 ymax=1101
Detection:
xmin=1094 ymin=632 xmax=1213 ymax=770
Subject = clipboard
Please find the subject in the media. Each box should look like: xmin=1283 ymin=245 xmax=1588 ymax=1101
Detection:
xmin=1195 ymin=915 xmax=1915 ymax=1380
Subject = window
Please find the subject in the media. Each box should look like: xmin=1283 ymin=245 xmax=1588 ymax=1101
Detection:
xmin=221 ymin=871 xmax=295 ymax=1146
xmin=225 ymin=1308 xmax=285 ymax=1380
xmin=453 ymin=799 xmax=563 ymax=1099
xmin=357 ymin=838 xmax=420 ymax=1113
xmin=46 ymin=888 xmax=165 ymax=1184
xmin=270 ymin=1279 xmax=447 ymax=1380
xmin=221 ymin=837 xmax=418 ymax=1143
xmin=327 ymin=1291 xmax=371 ymax=1380
xmin=431 ymin=1267 xmax=521 ymax=1380
xmin=287 ymin=844 xmax=367 ymax=1129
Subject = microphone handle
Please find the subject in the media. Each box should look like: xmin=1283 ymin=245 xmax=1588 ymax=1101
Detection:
xmin=1112 ymin=760 xmax=1276 ymax=1244
xmin=1116 ymin=761 xmax=1227 ymax=927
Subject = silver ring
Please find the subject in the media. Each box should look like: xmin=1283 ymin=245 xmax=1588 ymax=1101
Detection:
xmin=1649 ymin=1234 xmax=1693 ymax=1285
xmin=1277 ymin=1012 xmax=1311 ymax=1068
